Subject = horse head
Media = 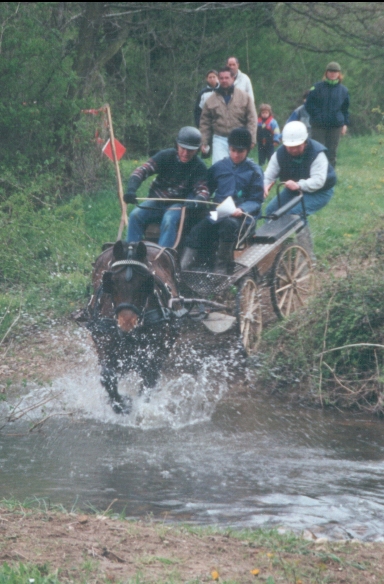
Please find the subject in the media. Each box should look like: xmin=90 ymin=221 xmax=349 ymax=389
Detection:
xmin=102 ymin=241 xmax=155 ymax=333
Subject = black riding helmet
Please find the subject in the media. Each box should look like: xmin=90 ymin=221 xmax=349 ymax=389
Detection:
xmin=177 ymin=126 xmax=202 ymax=150
xmin=228 ymin=127 xmax=252 ymax=151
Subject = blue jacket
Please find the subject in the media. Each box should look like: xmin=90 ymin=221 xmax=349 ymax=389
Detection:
xmin=276 ymin=139 xmax=336 ymax=192
xmin=305 ymin=81 xmax=349 ymax=128
xmin=208 ymin=156 xmax=264 ymax=217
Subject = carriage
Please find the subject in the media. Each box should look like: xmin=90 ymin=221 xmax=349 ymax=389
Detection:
xmin=147 ymin=186 xmax=315 ymax=355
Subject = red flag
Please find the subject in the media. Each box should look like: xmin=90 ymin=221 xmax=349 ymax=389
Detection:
xmin=102 ymin=138 xmax=126 ymax=161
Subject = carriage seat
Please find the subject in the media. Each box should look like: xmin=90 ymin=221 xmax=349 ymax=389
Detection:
xmin=252 ymin=214 xmax=304 ymax=244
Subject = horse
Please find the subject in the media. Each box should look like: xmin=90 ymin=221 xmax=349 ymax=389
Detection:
xmin=81 ymin=240 xmax=181 ymax=414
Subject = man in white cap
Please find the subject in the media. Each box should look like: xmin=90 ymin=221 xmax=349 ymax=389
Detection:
xmin=264 ymin=121 xmax=336 ymax=258
xmin=264 ymin=120 xmax=336 ymax=217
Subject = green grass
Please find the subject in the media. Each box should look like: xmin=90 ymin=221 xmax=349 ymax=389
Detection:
xmin=305 ymin=134 xmax=384 ymax=258
xmin=0 ymin=562 xmax=59 ymax=584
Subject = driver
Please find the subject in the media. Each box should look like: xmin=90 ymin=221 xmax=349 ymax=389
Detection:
xmin=264 ymin=121 xmax=336 ymax=258
xmin=181 ymin=128 xmax=264 ymax=274
xmin=124 ymin=127 xmax=209 ymax=248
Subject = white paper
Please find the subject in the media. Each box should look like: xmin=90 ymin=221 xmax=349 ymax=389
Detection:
xmin=209 ymin=196 xmax=236 ymax=222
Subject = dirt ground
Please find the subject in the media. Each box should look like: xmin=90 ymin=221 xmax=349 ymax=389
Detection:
xmin=1 ymin=507 xmax=384 ymax=584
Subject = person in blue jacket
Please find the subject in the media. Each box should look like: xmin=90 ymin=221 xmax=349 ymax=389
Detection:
xmin=305 ymin=62 xmax=349 ymax=166
xmin=181 ymin=128 xmax=264 ymax=274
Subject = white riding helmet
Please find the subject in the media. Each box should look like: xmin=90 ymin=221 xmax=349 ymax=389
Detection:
xmin=282 ymin=121 xmax=308 ymax=147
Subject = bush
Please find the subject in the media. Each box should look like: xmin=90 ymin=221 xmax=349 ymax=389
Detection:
xmin=259 ymin=227 xmax=384 ymax=413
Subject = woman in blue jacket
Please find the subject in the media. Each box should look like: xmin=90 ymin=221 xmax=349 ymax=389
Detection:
xmin=305 ymin=62 xmax=349 ymax=166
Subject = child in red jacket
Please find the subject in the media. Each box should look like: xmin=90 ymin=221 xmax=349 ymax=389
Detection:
xmin=257 ymin=103 xmax=281 ymax=165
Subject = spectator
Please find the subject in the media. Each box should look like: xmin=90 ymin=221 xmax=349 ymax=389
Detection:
xmin=194 ymin=69 xmax=219 ymax=127
xmin=226 ymin=56 xmax=255 ymax=102
xmin=286 ymin=90 xmax=311 ymax=137
xmin=305 ymin=62 xmax=349 ymax=166
xmin=199 ymin=67 xmax=257 ymax=164
xmin=257 ymin=103 xmax=281 ymax=165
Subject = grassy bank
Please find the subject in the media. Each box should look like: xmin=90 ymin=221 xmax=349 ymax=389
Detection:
xmin=0 ymin=499 xmax=382 ymax=584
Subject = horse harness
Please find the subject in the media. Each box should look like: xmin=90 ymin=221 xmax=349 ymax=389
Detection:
xmin=89 ymin=250 xmax=178 ymax=330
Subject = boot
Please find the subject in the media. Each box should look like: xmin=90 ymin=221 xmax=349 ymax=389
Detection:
xmin=214 ymin=240 xmax=235 ymax=275
xmin=296 ymin=225 xmax=316 ymax=264
xmin=180 ymin=247 xmax=199 ymax=270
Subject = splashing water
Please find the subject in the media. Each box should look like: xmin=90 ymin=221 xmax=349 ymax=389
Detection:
xmin=0 ymin=330 xmax=242 ymax=430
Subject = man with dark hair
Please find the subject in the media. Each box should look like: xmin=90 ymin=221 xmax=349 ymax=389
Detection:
xmin=124 ymin=127 xmax=209 ymax=248
xmin=181 ymin=128 xmax=264 ymax=274
xmin=226 ymin=56 xmax=254 ymax=102
xmin=199 ymin=67 xmax=257 ymax=164
xmin=194 ymin=69 xmax=219 ymax=127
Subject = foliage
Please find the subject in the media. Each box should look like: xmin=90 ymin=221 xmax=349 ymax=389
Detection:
xmin=259 ymin=225 xmax=384 ymax=413
xmin=0 ymin=562 xmax=59 ymax=584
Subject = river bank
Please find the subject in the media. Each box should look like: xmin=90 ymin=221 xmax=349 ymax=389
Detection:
xmin=0 ymin=502 xmax=383 ymax=584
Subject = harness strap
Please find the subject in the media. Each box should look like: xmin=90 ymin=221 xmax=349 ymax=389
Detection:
xmin=111 ymin=259 xmax=150 ymax=271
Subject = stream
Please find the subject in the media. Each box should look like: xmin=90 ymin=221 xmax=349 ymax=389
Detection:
xmin=1 ymin=331 xmax=384 ymax=542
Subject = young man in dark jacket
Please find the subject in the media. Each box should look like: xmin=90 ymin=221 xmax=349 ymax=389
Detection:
xmin=181 ymin=128 xmax=264 ymax=273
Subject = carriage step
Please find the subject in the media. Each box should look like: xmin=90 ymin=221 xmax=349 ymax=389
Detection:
xmin=253 ymin=215 xmax=303 ymax=244
xmin=202 ymin=312 xmax=236 ymax=334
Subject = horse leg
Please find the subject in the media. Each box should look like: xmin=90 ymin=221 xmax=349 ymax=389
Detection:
xmin=100 ymin=365 xmax=132 ymax=415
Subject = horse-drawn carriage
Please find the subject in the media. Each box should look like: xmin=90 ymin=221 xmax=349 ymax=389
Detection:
xmin=77 ymin=188 xmax=314 ymax=413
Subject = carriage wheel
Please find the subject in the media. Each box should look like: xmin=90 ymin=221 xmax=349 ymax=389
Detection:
xmin=270 ymin=243 xmax=314 ymax=319
xmin=236 ymin=277 xmax=263 ymax=355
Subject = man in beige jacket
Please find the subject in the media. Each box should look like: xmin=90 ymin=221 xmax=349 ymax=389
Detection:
xmin=199 ymin=67 xmax=257 ymax=164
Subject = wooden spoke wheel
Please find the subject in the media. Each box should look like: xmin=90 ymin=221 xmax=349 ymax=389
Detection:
xmin=270 ymin=243 xmax=314 ymax=319
xmin=236 ymin=277 xmax=263 ymax=355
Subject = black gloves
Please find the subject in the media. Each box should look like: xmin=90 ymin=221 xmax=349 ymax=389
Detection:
xmin=185 ymin=195 xmax=207 ymax=210
xmin=123 ymin=192 xmax=138 ymax=205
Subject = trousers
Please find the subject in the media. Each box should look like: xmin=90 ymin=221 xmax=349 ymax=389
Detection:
xmin=265 ymin=187 xmax=334 ymax=220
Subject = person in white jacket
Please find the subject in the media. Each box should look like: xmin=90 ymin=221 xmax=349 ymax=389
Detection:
xmin=226 ymin=56 xmax=255 ymax=103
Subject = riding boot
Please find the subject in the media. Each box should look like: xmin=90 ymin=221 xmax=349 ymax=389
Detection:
xmin=214 ymin=240 xmax=235 ymax=275
xmin=180 ymin=247 xmax=199 ymax=270
xmin=296 ymin=225 xmax=316 ymax=265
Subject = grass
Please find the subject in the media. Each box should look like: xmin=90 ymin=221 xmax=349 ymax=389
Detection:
xmin=0 ymin=562 xmax=60 ymax=584
xmin=305 ymin=134 xmax=384 ymax=258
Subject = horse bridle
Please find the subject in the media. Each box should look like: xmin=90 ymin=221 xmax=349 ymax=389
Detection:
xmin=108 ymin=259 xmax=173 ymax=324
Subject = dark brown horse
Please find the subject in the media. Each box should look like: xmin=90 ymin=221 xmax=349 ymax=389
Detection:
xmin=83 ymin=240 xmax=181 ymax=413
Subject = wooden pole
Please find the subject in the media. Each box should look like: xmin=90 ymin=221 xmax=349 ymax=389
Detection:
xmin=104 ymin=104 xmax=128 ymax=241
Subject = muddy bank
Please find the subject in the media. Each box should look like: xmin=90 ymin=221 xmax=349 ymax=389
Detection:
xmin=0 ymin=505 xmax=383 ymax=583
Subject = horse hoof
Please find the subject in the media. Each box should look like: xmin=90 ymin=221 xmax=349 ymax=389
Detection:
xmin=111 ymin=396 xmax=132 ymax=415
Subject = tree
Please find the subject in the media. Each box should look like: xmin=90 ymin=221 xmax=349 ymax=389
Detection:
xmin=272 ymin=3 xmax=384 ymax=59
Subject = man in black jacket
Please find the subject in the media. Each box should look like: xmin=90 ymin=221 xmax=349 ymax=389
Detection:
xmin=124 ymin=127 xmax=209 ymax=248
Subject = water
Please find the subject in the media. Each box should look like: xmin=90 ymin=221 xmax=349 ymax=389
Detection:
xmin=1 ymin=332 xmax=384 ymax=541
